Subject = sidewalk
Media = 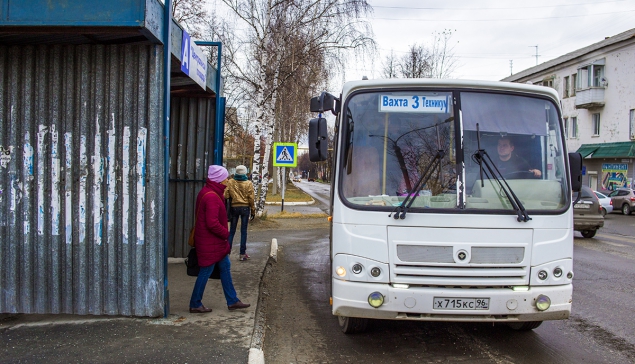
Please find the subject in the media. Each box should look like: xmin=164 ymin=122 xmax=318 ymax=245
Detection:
xmin=0 ymin=233 xmax=279 ymax=364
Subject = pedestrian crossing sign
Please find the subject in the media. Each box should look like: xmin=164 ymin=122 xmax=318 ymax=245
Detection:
xmin=273 ymin=142 xmax=297 ymax=167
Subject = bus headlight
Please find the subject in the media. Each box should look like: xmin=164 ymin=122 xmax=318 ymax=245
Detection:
xmin=368 ymin=292 xmax=384 ymax=308
xmin=335 ymin=266 xmax=346 ymax=277
xmin=352 ymin=263 xmax=363 ymax=274
xmin=536 ymin=295 xmax=551 ymax=311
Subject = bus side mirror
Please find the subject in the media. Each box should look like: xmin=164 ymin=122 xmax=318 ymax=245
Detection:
xmin=309 ymin=117 xmax=328 ymax=162
xmin=568 ymin=152 xmax=582 ymax=193
xmin=310 ymin=92 xmax=338 ymax=115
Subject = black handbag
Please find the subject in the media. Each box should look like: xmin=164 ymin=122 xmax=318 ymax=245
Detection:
xmin=185 ymin=248 xmax=221 ymax=279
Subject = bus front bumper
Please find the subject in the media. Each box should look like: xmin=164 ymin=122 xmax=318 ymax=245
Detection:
xmin=332 ymin=279 xmax=571 ymax=322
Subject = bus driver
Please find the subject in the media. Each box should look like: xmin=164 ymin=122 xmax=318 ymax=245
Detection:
xmin=496 ymin=136 xmax=541 ymax=178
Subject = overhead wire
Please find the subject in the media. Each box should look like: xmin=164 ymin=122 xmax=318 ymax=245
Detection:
xmin=368 ymin=9 xmax=635 ymax=22
xmin=371 ymin=0 xmax=629 ymax=11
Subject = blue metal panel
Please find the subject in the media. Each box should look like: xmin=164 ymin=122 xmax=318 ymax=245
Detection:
xmin=1 ymin=0 xmax=145 ymax=26
xmin=0 ymin=44 xmax=164 ymax=317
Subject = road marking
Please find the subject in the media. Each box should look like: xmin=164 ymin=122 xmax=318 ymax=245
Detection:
xmin=601 ymin=241 xmax=627 ymax=247
xmin=596 ymin=233 xmax=635 ymax=245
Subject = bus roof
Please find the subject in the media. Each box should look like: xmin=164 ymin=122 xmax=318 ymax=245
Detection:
xmin=341 ymin=79 xmax=560 ymax=102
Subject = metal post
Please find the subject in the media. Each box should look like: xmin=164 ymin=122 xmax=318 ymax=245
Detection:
xmin=281 ymin=167 xmax=286 ymax=212
xmin=195 ymin=41 xmax=224 ymax=165
xmin=162 ymin=0 xmax=173 ymax=318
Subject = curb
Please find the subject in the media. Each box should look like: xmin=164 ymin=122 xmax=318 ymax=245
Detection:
xmin=270 ymin=238 xmax=278 ymax=262
xmin=248 ymin=348 xmax=265 ymax=364
xmin=248 ymin=238 xmax=279 ymax=364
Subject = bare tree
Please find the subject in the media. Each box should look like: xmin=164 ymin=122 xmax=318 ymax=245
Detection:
xmin=429 ymin=29 xmax=458 ymax=79
xmin=382 ymin=30 xmax=458 ymax=80
xmin=221 ymin=0 xmax=375 ymax=215
xmin=171 ymin=0 xmax=209 ymax=38
xmin=381 ymin=49 xmax=399 ymax=78
xmin=400 ymin=44 xmax=431 ymax=79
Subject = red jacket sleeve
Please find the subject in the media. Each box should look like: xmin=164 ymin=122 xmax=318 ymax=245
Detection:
xmin=202 ymin=194 xmax=229 ymax=239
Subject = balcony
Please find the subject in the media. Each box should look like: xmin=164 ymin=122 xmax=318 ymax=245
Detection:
xmin=575 ymin=87 xmax=605 ymax=109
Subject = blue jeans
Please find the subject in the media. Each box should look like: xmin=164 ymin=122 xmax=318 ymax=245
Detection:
xmin=229 ymin=206 xmax=250 ymax=255
xmin=189 ymin=255 xmax=239 ymax=308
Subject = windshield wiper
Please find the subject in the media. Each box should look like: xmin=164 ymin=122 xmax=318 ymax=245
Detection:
xmin=472 ymin=124 xmax=531 ymax=222
xmin=344 ymin=108 xmax=354 ymax=174
xmin=390 ymin=148 xmax=445 ymax=220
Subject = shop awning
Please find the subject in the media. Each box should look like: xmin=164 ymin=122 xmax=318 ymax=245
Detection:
xmin=576 ymin=142 xmax=635 ymax=158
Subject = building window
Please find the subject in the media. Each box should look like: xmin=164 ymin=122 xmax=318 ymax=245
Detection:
xmin=542 ymin=78 xmax=554 ymax=88
xmin=571 ymin=74 xmax=577 ymax=95
xmin=592 ymin=113 xmax=601 ymax=136
xmin=571 ymin=117 xmax=578 ymax=138
xmin=564 ymin=117 xmax=569 ymax=137
xmin=593 ymin=66 xmax=604 ymax=87
xmin=577 ymin=62 xmax=605 ymax=89
xmin=630 ymin=109 xmax=635 ymax=140
xmin=563 ymin=76 xmax=570 ymax=98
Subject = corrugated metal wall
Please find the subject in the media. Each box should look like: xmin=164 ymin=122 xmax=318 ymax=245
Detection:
xmin=168 ymin=97 xmax=215 ymax=258
xmin=0 ymin=44 xmax=165 ymax=317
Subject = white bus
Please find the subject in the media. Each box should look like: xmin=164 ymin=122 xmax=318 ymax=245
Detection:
xmin=308 ymin=79 xmax=582 ymax=334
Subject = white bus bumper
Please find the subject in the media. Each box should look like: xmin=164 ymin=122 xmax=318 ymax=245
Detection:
xmin=332 ymin=279 xmax=572 ymax=322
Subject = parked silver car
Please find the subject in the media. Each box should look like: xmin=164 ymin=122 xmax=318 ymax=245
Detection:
xmin=593 ymin=190 xmax=613 ymax=216
xmin=608 ymin=188 xmax=635 ymax=215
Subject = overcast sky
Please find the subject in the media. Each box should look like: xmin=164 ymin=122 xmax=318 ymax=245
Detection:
xmin=208 ymin=0 xmax=634 ymax=86
xmin=345 ymin=0 xmax=635 ymax=83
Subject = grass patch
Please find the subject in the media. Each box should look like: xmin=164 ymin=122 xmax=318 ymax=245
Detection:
xmin=267 ymin=210 xmax=328 ymax=219
xmin=265 ymin=182 xmax=313 ymax=203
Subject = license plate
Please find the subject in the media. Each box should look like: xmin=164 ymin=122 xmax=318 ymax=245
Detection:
xmin=433 ymin=297 xmax=490 ymax=310
xmin=574 ymin=204 xmax=590 ymax=209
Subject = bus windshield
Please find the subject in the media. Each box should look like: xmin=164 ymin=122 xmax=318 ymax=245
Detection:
xmin=339 ymin=90 xmax=568 ymax=213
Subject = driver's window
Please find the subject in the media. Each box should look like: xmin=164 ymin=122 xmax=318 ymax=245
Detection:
xmin=461 ymin=91 xmax=565 ymax=211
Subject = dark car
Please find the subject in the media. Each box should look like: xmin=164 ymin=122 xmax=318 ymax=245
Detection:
xmin=573 ymin=185 xmax=604 ymax=238
xmin=307 ymin=177 xmax=315 ymax=182
xmin=608 ymin=188 xmax=635 ymax=215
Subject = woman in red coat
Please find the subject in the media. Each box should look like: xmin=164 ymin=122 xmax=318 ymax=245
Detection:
xmin=189 ymin=165 xmax=251 ymax=313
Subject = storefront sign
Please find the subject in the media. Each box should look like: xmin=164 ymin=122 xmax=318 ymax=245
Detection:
xmin=601 ymin=163 xmax=628 ymax=190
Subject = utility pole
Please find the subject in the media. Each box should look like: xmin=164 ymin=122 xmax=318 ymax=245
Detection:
xmin=529 ymin=45 xmax=540 ymax=65
xmin=509 ymin=60 xmax=513 ymax=75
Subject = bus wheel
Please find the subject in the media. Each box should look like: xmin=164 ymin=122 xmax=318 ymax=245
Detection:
xmin=507 ymin=321 xmax=543 ymax=331
xmin=338 ymin=316 xmax=368 ymax=334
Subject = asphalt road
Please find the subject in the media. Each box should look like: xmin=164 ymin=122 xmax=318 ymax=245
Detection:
xmin=263 ymin=184 xmax=635 ymax=363
xmin=292 ymin=179 xmax=331 ymax=212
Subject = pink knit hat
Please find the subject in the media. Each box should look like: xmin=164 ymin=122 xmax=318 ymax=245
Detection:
xmin=208 ymin=165 xmax=229 ymax=182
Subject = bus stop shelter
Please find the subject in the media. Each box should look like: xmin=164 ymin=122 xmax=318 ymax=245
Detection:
xmin=0 ymin=0 xmax=224 ymax=317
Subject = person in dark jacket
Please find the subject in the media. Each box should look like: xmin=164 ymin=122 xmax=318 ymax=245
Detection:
xmin=189 ymin=165 xmax=250 ymax=313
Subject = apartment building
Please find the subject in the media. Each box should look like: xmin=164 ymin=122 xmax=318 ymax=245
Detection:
xmin=502 ymin=28 xmax=635 ymax=191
